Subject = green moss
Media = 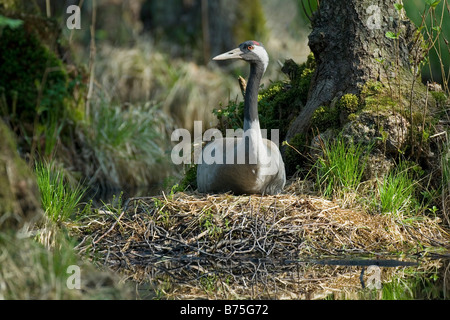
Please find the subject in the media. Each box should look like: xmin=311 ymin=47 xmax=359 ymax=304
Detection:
xmin=360 ymin=81 xmax=398 ymax=112
xmin=179 ymin=164 xmax=198 ymax=191
xmin=257 ymin=81 xmax=303 ymax=140
xmin=171 ymin=164 xmax=198 ymax=193
xmin=294 ymin=53 xmax=316 ymax=99
xmin=337 ymin=94 xmax=360 ymax=114
xmin=311 ymin=105 xmax=340 ymax=132
xmin=0 ymin=25 xmax=69 ymax=124
xmin=347 ymin=113 xmax=358 ymax=122
xmin=431 ymin=91 xmax=448 ymax=107
xmin=282 ymin=53 xmax=315 ymax=103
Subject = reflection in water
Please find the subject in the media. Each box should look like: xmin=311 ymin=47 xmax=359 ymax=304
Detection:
xmin=110 ymin=254 xmax=449 ymax=300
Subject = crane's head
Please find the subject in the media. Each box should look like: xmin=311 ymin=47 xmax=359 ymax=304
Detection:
xmin=213 ymin=40 xmax=269 ymax=73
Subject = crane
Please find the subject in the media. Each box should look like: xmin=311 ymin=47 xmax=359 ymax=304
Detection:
xmin=196 ymin=41 xmax=286 ymax=195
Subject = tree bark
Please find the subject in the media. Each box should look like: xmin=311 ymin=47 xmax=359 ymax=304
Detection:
xmin=285 ymin=0 xmax=417 ymax=142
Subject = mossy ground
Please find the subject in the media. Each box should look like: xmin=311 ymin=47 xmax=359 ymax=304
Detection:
xmin=1 ymin=1 xmax=449 ymax=300
xmin=0 ymin=24 xmax=73 ymax=124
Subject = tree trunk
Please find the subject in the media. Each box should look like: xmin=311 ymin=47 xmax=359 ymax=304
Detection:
xmin=285 ymin=0 xmax=418 ymax=142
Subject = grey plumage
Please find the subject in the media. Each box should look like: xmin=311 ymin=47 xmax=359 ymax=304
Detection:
xmin=197 ymin=41 xmax=286 ymax=195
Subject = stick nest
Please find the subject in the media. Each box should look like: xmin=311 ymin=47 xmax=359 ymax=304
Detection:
xmin=72 ymin=184 xmax=450 ymax=299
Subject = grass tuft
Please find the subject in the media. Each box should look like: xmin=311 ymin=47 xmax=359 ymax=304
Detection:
xmin=83 ymin=99 xmax=175 ymax=189
xmin=313 ymin=135 xmax=370 ymax=199
xmin=35 ymin=161 xmax=86 ymax=223
xmin=375 ymin=164 xmax=419 ymax=217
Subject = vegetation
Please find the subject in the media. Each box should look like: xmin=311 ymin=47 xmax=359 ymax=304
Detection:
xmin=313 ymin=135 xmax=370 ymax=199
xmin=0 ymin=23 xmax=69 ymax=124
xmin=0 ymin=231 xmax=131 ymax=299
xmin=35 ymin=161 xmax=86 ymax=223
xmin=81 ymin=99 xmax=174 ymax=189
xmin=0 ymin=0 xmax=449 ymax=300
xmin=375 ymin=163 xmax=420 ymax=217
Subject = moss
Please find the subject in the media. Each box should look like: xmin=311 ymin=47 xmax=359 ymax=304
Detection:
xmin=0 ymin=17 xmax=84 ymax=157
xmin=360 ymin=81 xmax=398 ymax=112
xmin=257 ymin=81 xmax=303 ymax=140
xmin=172 ymin=164 xmax=198 ymax=193
xmin=311 ymin=105 xmax=340 ymax=132
xmin=431 ymin=91 xmax=448 ymax=108
xmin=282 ymin=53 xmax=315 ymax=103
xmin=294 ymin=52 xmax=316 ymax=99
xmin=0 ymin=24 xmax=70 ymax=125
xmin=337 ymin=94 xmax=360 ymax=114
xmin=347 ymin=113 xmax=358 ymax=122
xmin=179 ymin=164 xmax=198 ymax=191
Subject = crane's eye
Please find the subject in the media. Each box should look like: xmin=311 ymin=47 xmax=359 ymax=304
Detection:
xmin=248 ymin=45 xmax=254 ymax=51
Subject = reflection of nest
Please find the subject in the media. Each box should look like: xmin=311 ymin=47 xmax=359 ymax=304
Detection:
xmin=74 ymin=190 xmax=450 ymax=299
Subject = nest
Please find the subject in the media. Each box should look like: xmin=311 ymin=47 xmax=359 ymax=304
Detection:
xmin=73 ymin=184 xmax=450 ymax=299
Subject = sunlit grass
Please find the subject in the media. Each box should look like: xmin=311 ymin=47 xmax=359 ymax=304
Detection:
xmin=94 ymin=41 xmax=239 ymax=132
xmin=375 ymin=165 xmax=419 ymax=217
xmin=35 ymin=161 xmax=86 ymax=223
xmin=313 ymin=135 xmax=370 ymax=199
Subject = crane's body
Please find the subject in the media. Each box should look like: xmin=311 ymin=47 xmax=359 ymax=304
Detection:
xmin=197 ymin=41 xmax=286 ymax=195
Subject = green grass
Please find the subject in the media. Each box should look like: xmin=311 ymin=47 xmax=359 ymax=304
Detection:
xmin=35 ymin=161 xmax=86 ymax=223
xmin=381 ymin=266 xmax=445 ymax=300
xmin=84 ymin=99 xmax=175 ymax=189
xmin=311 ymin=133 xmax=442 ymax=220
xmin=375 ymin=164 xmax=419 ymax=217
xmin=313 ymin=135 xmax=370 ymax=199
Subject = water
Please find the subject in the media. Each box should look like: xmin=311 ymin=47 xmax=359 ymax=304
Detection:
xmin=113 ymin=253 xmax=449 ymax=300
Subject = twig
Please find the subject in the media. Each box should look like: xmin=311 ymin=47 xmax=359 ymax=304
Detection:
xmin=93 ymin=209 xmax=126 ymax=244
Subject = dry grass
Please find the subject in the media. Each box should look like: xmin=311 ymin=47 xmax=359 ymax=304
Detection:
xmin=94 ymin=41 xmax=240 ymax=132
xmin=71 ymin=178 xmax=450 ymax=299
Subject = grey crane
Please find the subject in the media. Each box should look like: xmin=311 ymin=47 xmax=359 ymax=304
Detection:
xmin=196 ymin=41 xmax=286 ymax=195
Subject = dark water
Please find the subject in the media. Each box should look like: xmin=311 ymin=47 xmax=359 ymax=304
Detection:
xmin=119 ymin=253 xmax=449 ymax=300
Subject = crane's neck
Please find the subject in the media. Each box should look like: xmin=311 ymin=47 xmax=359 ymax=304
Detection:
xmin=244 ymin=63 xmax=265 ymax=133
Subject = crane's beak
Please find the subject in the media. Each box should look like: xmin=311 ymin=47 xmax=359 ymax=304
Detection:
xmin=213 ymin=47 xmax=243 ymax=61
